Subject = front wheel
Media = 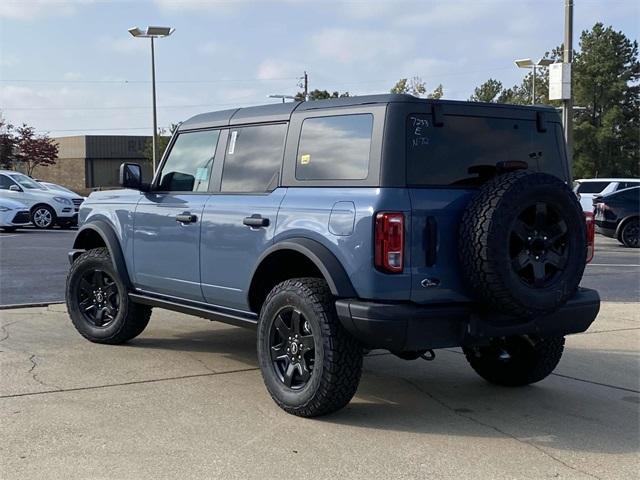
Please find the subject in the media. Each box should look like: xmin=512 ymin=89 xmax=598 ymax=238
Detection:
xmin=463 ymin=335 xmax=565 ymax=386
xmin=257 ymin=278 xmax=363 ymax=417
xmin=66 ymin=247 xmax=152 ymax=344
xmin=31 ymin=205 xmax=56 ymax=229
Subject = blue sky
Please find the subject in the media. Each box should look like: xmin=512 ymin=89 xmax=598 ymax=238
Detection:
xmin=1 ymin=0 xmax=638 ymax=137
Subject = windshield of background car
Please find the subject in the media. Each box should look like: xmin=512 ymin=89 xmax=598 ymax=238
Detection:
xmin=9 ymin=174 xmax=46 ymax=190
xmin=406 ymin=114 xmax=568 ymax=186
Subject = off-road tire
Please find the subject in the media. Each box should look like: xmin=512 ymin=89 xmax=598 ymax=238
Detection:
xmin=257 ymin=278 xmax=363 ymax=417
xmin=459 ymin=170 xmax=587 ymax=317
xmin=66 ymin=247 xmax=152 ymax=344
xmin=463 ymin=336 xmax=565 ymax=386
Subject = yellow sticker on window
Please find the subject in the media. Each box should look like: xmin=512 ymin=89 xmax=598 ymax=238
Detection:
xmin=300 ymin=154 xmax=310 ymax=165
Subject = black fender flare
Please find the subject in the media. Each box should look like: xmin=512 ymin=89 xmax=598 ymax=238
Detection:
xmin=71 ymin=220 xmax=132 ymax=288
xmin=615 ymin=215 xmax=639 ymax=240
xmin=248 ymin=237 xmax=357 ymax=299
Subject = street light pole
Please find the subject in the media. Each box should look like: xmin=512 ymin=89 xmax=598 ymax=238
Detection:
xmin=532 ymin=65 xmax=536 ymax=104
xmin=128 ymin=26 xmax=174 ymax=173
xmin=150 ymin=37 xmax=158 ymax=171
xmin=563 ymin=0 xmax=574 ymax=164
xmin=515 ymin=58 xmax=553 ymax=105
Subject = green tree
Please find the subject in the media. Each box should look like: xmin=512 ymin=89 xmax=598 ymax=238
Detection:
xmin=470 ymin=79 xmax=504 ymax=102
xmin=294 ymin=89 xmax=350 ymax=101
xmin=427 ymin=84 xmax=444 ymax=99
xmin=390 ymin=76 xmax=427 ymax=96
xmin=572 ymin=23 xmax=639 ymax=177
xmin=0 ymin=118 xmax=16 ymax=170
xmin=13 ymin=125 xmax=58 ymax=176
xmin=391 ymin=77 xmax=443 ymax=99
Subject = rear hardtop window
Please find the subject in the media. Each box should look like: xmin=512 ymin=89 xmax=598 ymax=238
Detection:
xmin=406 ymin=114 xmax=567 ymax=186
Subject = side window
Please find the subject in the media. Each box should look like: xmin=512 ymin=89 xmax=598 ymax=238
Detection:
xmin=296 ymin=114 xmax=373 ymax=181
xmin=577 ymin=181 xmax=609 ymax=194
xmin=0 ymin=174 xmax=15 ymax=190
xmin=618 ymin=181 xmax=640 ymax=190
xmin=158 ymin=130 xmax=220 ymax=192
xmin=221 ymin=123 xmax=287 ymax=193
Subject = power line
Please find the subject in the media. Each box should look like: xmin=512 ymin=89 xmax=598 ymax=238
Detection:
xmin=0 ymin=77 xmax=298 ymax=84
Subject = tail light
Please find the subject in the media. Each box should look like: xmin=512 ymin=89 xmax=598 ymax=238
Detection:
xmin=375 ymin=212 xmax=404 ymax=273
xmin=585 ymin=212 xmax=595 ymax=263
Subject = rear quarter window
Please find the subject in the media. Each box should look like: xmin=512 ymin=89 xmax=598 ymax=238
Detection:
xmin=296 ymin=114 xmax=373 ymax=181
xmin=406 ymin=114 xmax=567 ymax=186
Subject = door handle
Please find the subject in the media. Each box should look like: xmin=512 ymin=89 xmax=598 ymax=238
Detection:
xmin=243 ymin=214 xmax=270 ymax=228
xmin=176 ymin=213 xmax=197 ymax=224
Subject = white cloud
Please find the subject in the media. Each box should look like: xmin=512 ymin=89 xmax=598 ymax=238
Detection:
xmin=311 ymin=28 xmax=412 ymax=64
xmin=0 ymin=0 xmax=93 ymax=20
xmin=256 ymin=59 xmax=301 ymax=80
xmin=98 ymin=35 xmax=148 ymax=55
xmin=153 ymin=0 xmax=240 ymax=14
xmin=198 ymin=41 xmax=221 ymax=56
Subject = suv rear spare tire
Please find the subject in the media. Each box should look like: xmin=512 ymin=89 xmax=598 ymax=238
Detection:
xmin=459 ymin=170 xmax=586 ymax=317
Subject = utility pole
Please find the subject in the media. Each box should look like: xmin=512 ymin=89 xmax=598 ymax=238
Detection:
xmin=299 ymin=71 xmax=308 ymax=101
xmin=562 ymin=0 xmax=574 ymax=164
xmin=150 ymin=37 xmax=158 ymax=172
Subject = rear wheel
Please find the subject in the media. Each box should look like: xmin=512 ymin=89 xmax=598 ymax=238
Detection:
xmin=620 ymin=219 xmax=639 ymax=248
xmin=463 ymin=336 xmax=564 ymax=386
xmin=257 ymin=278 xmax=363 ymax=417
xmin=66 ymin=247 xmax=152 ymax=344
xmin=31 ymin=205 xmax=56 ymax=229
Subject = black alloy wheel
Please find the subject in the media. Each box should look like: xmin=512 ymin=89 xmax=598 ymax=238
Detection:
xmin=621 ymin=219 xmax=639 ymax=248
xmin=269 ymin=307 xmax=316 ymax=389
xmin=77 ymin=269 xmax=120 ymax=328
xmin=509 ymin=201 xmax=570 ymax=288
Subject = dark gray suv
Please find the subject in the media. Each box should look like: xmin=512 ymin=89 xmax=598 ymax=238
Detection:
xmin=66 ymin=94 xmax=599 ymax=417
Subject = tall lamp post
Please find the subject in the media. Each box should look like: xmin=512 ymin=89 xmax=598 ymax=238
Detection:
xmin=128 ymin=26 xmax=174 ymax=172
xmin=514 ymin=58 xmax=553 ymax=104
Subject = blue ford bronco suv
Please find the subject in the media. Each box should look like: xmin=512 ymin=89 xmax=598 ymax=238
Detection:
xmin=66 ymin=94 xmax=600 ymax=417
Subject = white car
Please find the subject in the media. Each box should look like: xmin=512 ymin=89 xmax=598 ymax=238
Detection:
xmin=0 ymin=170 xmax=84 ymax=229
xmin=0 ymin=197 xmax=31 ymax=232
xmin=574 ymin=178 xmax=640 ymax=212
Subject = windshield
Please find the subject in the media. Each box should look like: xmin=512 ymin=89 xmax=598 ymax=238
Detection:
xmin=9 ymin=173 xmax=46 ymax=190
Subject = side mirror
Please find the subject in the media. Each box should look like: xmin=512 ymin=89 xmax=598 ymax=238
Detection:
xmin=9 ymin=184 xmax=21 ymax=192
xmin=119 ymin=162 xmax=145 ymax=190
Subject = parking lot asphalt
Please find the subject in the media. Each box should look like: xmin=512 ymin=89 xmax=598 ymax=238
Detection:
xmin=0 ymin=302 xmax=638 ymax=479
xmin=0 ymin=228 xmax=76 ymax=306
xmin=0 ymin=228 xmax=638 ymax=306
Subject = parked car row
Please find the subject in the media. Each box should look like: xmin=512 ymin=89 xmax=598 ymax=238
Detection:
xmin=0 ymin=170 xmax=85 ymax=231
xmin=574 ymin=177 xmax=640 ymax=212
xmin=593 ymin=186 xmax=639 ymax=248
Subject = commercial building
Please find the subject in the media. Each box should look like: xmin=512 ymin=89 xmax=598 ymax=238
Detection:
xmin=31 ymin=135 xmax=154 ymax=195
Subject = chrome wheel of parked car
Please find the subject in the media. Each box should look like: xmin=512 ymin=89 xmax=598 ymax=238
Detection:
xmin=31 ymin=205 xmax=55 ymax=229
xmin=78 ymin=269 xmax=120 ymax=328
xmin=269 ymin=307 xmax=316 ymax=390
xmin=620 ymin=219 xmax=639 ymax=248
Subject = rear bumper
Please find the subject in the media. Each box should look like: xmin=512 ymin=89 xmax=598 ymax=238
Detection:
xmin=336 ymin=288 xmax=600 ymax=351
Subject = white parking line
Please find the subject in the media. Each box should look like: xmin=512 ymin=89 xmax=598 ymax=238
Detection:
xmin=588 ymin=263 xmax=640 ymax=267
xmin=0 ymin=234 xmax=19 ymax=239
